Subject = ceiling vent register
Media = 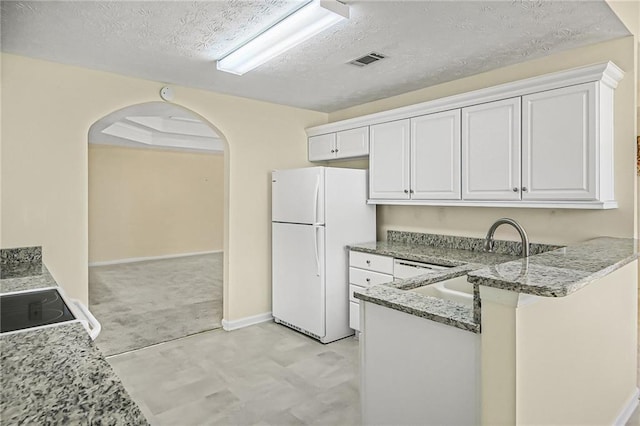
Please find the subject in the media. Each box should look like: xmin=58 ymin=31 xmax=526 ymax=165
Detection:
xmin=349 ymin=52 xmax=386 ymax=67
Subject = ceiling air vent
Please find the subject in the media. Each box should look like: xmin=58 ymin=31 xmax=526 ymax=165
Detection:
xmin=349 ymin=52 xmax=386 ymax=67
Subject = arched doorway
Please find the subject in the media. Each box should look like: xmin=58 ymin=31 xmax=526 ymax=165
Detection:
xmin=87 ymin=102 xmax=228 ymax=356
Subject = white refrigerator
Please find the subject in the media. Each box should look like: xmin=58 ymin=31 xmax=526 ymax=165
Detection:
xmin=272 ymin=167 xmax=376 ymax=343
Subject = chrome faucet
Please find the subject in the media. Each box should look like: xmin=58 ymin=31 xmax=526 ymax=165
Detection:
xmin=484 ymin=218 xmax=530 ymax=257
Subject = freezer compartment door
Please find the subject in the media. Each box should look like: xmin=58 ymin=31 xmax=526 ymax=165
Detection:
xmin=272 ymin=167 xmax=325 ymax=225
xmin=272 ymin=222 xmax=325 ymax=338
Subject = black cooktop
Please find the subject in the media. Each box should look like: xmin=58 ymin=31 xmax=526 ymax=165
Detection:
xmin=1 ymin=288 xmax=76 ymax=333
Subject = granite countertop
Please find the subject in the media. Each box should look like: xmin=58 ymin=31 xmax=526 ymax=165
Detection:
xmin=350 ymin=240 xmax=518 ymax=267
xmin=467 ymin=237 xmax=639 ymax=297
xmin=0 ymin=264 xmax=58 ymax=293
xmin=1 ymin=247 xmax=149 ymax=425
xmin=1 ymin=323 xmax=148 ymax=425
xmin=349 ymin=231 xmax=638 ymax=334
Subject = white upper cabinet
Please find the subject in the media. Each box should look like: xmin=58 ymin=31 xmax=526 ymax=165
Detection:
xmin=308 ymin=133 xmax=337 ymax=161
xmin=522 ymin=83 xmax=598 ymax=201
xmin=411 ymin=110 xmax=461 ymax=200
xmin=305 ymin=62 xmax=623 ymax=209
xmin=337 ymin=127 xmax=369 ymax=158
xmin=462 ymin=97 xmax=521 ymax=201
xmin=308 ymin=127 xmax=369 ymax=161
xmin=369 ymin=120 xmax=410 ymax=200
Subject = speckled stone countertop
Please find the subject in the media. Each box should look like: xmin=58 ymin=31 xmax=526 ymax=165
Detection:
xmin=349 ymin=232 xmax=637 ymax=333
xmin=467 ymin=237 xmax=639 ymax=297
xmin=1 ymin=246 xmax=43 ymax=279
xmin=1 ymin=323 xmax=148 ymax=425
xmin=0 ymin=263 xmax=58 ymax=293
xmin=1 ymin=247 xmax=149 ymax=425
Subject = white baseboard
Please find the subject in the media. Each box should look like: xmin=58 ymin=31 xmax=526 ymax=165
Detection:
xmin=89 ymin=250 xmax=222 ymax=267
xmin=222 ymin=312 xmax=273 ymax=331
xmin=614 ymin=387 xmax=639 ymax=426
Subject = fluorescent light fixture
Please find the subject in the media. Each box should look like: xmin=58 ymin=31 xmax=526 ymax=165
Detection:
xmin=217 ymin=0 xmax=349 ymax=75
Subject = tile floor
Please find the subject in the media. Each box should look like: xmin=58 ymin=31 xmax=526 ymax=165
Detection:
xmin=100 ymin=258 xmax=640 ymax=425
xmin=89 ymin=253 xmax=223 ymax=356
xmin=107 ymin=322 xmax=360 ymax=425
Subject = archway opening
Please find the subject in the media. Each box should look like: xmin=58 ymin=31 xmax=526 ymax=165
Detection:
xmin=87 ymin=101 xmax=228 ymax=356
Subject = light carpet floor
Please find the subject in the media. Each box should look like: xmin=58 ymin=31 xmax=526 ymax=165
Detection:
xmin=89 ymin=253 xmax=223 ymax=357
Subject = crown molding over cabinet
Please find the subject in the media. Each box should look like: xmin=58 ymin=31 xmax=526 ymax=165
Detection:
xmin=306 ymin=62 xmax=624 ymax=210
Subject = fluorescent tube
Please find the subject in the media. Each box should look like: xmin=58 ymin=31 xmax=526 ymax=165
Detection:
xmin=217 ymin=0 xmax=349 ymax=75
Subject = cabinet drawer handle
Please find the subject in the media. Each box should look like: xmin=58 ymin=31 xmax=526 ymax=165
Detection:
xmin=522 ymin=187 xmax=528 ymax=192
xmin=366 ymin=278 xmax=371 ymax=282
xmin=409 ymin=189 xmax=414 ymax=194
xmin=330 ymin=149 xmax=335 ymax=153
xmin=366 ymin=260 xmax=371 ymax=265
xmin=512 ymin=187 xmax=518 ymax=192
xmin=335 ymin=148 xmax=339 ymax=153
xmin=404 ymin=189 xmax=409 ymax=194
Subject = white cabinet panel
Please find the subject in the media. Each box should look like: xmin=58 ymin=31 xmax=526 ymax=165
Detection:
xmin=349 ymin=284 xmax=364 ymax=303
xmin=462 ymin=98 xmax=521 ymax=201
xmin=369 ymin=120 xmax=411 ymax=200
xmin=361 ymin=302 xmax=480 ymax=425
xmin=349 ymin=267 xmax=393 ymax=287
xmin=337 ymin=127 xmax=369 ymax=158
xmin=309 ymin=128 xmax=369 ymax=162
xmin=349 ymin=251 xmax=394 ymax=274
xmin=522 ymin=83 xmax=597 ymax=200
xmin=349 ymin=301 xmax=360 ymax=331
xmin=411 ymin=110 xmax=461 ymax=200
xmin=308 ymin=133 xmax=336 ymax=161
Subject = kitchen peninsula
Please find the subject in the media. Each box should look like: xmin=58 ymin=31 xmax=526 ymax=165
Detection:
xmin=0 ymin=247 xmax=148 ymax=425
xmin=350 ymin=231 xmax=638 ymax=425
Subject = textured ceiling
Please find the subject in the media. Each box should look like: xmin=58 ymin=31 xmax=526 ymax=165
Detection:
xmin=0 ymin=0 xmax=630 ymax=112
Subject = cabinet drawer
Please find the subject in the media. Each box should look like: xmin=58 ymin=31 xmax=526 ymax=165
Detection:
xmin=349 ymin=301 xmax=360 ymax=331
xmin=349 ymin=284 xmax=366 ymax=303
xmin=349 ymin=267 xmax=393 ymax=288
xmin=349 ymin=251 xmax=394 ymax=274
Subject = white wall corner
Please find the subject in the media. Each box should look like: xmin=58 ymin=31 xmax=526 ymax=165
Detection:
xmin=221 ymin=312 xmax=273 ymax=331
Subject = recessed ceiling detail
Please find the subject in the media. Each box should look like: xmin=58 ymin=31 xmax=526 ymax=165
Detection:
xmin=0 ymin=1 xmax=630 ymax=112
xmin=89 ymin=103 xmax=224 ymax=153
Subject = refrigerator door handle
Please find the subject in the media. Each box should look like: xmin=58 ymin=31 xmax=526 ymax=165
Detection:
xmin=313 ymin=225 xmax=321 ymax=277
xmin=313 ymin=175 xmax=320 ymax=225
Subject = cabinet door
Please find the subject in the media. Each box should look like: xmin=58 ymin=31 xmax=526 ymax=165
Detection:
xmin=522 ymin=83 xmax=597 ymax=200
xmin=336 ymin=127 xmax=369 ymax=159
xmin=308 ymin=133 xmax=336 ymax=161
xmin=369 ymin=120 xmax=410 ymax=200
xmin=462 ymin=98 xmax=521 ymax=200
xmin=411 ymin=110 xmax=461 ymax=200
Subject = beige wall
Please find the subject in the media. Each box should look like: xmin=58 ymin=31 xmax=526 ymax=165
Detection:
xmin=0 ymin=53 xmax=326 ymax=322
xmin=481 ymin=262 xmax=637 ymax=424
xmin=88 ymin=145 xmax=223 ymax=263
xmin=330 ymin=35 xmax=638 ymax=246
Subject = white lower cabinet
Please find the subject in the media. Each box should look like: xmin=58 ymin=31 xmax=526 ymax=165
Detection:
xmin=360 ymin=302 xmax=480 ymax=425
xmin=348 ymin=252 xmax=393 ymax=332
